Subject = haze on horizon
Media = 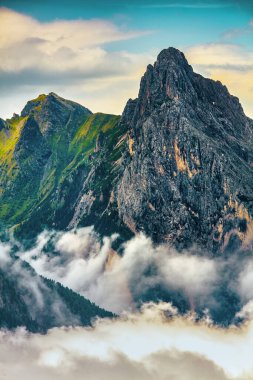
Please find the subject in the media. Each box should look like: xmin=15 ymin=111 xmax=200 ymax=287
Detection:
xmin=0 ymin=0 xmax=252 ymax=119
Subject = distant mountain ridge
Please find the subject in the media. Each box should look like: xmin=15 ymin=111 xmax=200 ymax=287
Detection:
xmin=0 ymin=47 xmax=253 ymax=254
xmin=0 ymin=254 xmax=113 ymax=332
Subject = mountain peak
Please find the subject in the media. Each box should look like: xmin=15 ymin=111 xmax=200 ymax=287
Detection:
xmin=21 ymin=93 xmax=47 ymax=117
xmin=48 ymin=92 xmax=59 ymax=97
xmin=21 ymin=92 xmax=92 ymax=120
xmin=129 ymin=47 xmax=195 ymax=120
xmin=125 ymin=45 xmax=244 ymax=127
xmin=118 ymin=46 xmax=253 ymax=251
xmin=20 ymin=92 xmax=63 ymax=117
xmin=156 ymin=47 xmax=190 ymax=68
xmin=47 ymin=92 xmax=68 ymax=102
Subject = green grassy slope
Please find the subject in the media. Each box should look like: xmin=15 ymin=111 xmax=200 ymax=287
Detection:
xmin=0 ymin=94 xmax=130 ymax=241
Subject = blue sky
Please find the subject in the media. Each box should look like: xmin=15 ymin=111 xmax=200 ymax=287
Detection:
xmin=0 ymin=0 xmax=252 ymax=117
xmin=2 ymin=0 xmax=252 ymax=50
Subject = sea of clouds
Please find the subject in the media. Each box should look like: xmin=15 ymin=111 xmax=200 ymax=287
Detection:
xmin=1 ymin=303 xmax=253 ymax=379
xmin=1 ymin=227 xmax=253 ymax=379
xmin=11 ymin=227 xmax=253 ymax=320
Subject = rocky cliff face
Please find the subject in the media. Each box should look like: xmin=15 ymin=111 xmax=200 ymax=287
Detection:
xmin=1 ymin=48 xmax=253 ymax=253
xmin=117 ymin=48 xmax=253 ymax=252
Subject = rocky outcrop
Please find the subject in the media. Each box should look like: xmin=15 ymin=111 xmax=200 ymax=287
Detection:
xmin=34 ymin=92 xmax=91 ymax=136
xmin=21 ymin=92 xmax=92 ymax=136
xmin=0 ymin=118 xmax=7 ymax=131
xmin=117 ymin=48 xmax=253 ymax=252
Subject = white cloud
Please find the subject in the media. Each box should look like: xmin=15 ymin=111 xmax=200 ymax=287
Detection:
xmin=0 ymin=7 xmax=153 ymax=118
xmin=238 ymin=261 xmax=253 ymax=302
xmin=0 ymin=7 xmax=148 ymax=65
xmin=158 ymin=252 xmax=217 ymax=295
xmin=0 ymin=238 xmax=84 ymax=326
xmin=17 ymin=226 xmax=253 ymax=327
xmin=19 ymin=230 xmax=220 ymax=314
xmin=54 ymin=227 xmax=99 ymax=257
xmin=1 ymin=303 xmax=253 ymax=379
xmin=236 ymin=300 xmax=253 ymax=320
xmin=0 ymin=242 xmax=11 ymax=265
xmin=186 ymin=43 xmax=253 ymax=68
xmin=119 ymin=235 xmax=218 ymax=299
xmin=3 ymin=229 xmax=253 ymax=379
xmin=20 ymin=228 xmax=133 ymax=313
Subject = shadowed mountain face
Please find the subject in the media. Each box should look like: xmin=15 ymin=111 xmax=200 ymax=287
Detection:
xmin=1 ymin=48 xmax=253 ymax=254
xmin=0 ymin=255 xmax=113 ymax=332
xmin=117 ymin=48 xmax=253 ymax=253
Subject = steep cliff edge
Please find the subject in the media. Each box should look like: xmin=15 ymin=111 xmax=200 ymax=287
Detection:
xmin=117 ymin=47 xmax=253 ymax=252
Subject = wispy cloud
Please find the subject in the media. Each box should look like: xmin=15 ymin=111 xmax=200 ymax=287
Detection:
xmin=186 ymin=43 xmax=253 ymax=68
xmin=222 ymin=19 xmax=253 ymax=40
xmin=0 ymin=236 xmax=88 ymax=328
xmin=18 ymin=230 xmax=220 ymax=314
xmin=141 ymin=2 xmax=235 ymax=9
xmin=13 ymin=227 xmax=253 ymax=327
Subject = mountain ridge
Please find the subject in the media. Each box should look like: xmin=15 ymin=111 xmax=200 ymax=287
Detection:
xmin=0 ymin=47 xmax=252 ymax=254
xmin=0 ymin=253 xmax=114 ymax=332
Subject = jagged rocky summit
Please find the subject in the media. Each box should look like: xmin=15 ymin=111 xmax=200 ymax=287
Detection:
xmin=0 ymin=48 xmax=253 ymax=254
xmin=118 ymin=47 xmax=253 ymax=252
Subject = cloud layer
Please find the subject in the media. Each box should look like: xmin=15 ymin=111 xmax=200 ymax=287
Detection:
xmin=2 ymin=227 xmax=253 ymax=379
xmin=12 ymin=226 xmax=252 ymax=328
xmin=1 ymin=303 xmax=253 ymax=380
xmin=18 ymin=229 xmax=220 ymax=314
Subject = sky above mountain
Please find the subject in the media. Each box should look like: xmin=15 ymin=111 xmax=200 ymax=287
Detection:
xmin=0 ymin=0 xmax=252 ymax=118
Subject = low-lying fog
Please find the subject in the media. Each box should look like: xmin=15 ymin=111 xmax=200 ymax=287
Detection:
xmin=1 ymin=227 xmax=253 ymax=379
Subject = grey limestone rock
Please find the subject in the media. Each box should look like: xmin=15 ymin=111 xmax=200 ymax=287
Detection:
xmin=117 ymin=48 xmax=253 ymax=252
